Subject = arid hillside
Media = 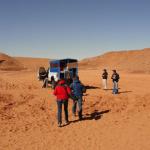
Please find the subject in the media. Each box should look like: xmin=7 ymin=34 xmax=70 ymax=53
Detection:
xmin=1 ymin=48 xmax=150 ymax=73
xmin=15 ymin=57 xmax=49 ymax=71
xmin=0 ymin=52 xmax=50 ymax=71
xmin=0 ymin=53 xmax=24 ymax=71
xmin=79 ymin=48 xmax=150 ymax=73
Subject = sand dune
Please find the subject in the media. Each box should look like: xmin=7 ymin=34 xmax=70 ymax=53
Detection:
xmin=0 ymin=53 xmax=24 ymax=71
xmin=80 ymin=48 xmax=150 ymax=73
xmin=15 ymin=57 xmax=49 ymax=71
xmin=0 ymin=52 xmax=49 ymax=71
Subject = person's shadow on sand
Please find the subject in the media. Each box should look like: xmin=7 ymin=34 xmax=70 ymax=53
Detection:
xmin=84 ymin=109 xmax=110 ymax=120
xmin=70 ymin=109 xmax=110 ymax=124
xmin=103 ymin=89 xmax=132 ymax=94
xmin=118 ymin=91 xmax=132 ymax=94
xmin=85 ymin=85 xmax=100 ymax=89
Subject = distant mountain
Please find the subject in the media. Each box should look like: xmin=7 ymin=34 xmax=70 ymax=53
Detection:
xmin=79 ymin=48 xmax=150 ymax=73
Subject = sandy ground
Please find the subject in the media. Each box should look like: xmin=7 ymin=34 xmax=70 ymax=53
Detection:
xmin=0 ymin=69 xmax=150 ymax=150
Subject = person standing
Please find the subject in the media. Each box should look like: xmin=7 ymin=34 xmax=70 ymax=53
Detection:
xmin=51 ymin=76 xmax=56 ymax=89
xmin=65 ymin=72 xmax=73 ymax=86
xmin=53 ymin=79 xmax=71 ymax=127
xmin=102 ymin=69 xmax=108 ymax=90
xmin=111 ymin=70 xmax=120 ymax=94
xmin=70 ymin=76 xmax=83 ymax=120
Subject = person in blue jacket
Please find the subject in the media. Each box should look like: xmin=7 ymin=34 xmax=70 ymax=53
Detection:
xmin=70 ymin=76 xmax=83 ymax=120
xmin=111 ymin=70 xmax=120 ymax=94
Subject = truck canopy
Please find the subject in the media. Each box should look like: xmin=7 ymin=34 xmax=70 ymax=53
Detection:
xmin=48 ymin=58 xmax=78 ymax=81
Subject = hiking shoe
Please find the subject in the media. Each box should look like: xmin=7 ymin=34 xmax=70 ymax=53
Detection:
xmin=72 ymin=113 xmax=76 ymax=117
xmin=58 ymin=123 xmax=61 ymax=127
xmin=64 ymin=121 xmax=69 ymax=125
xmin=72 ymin=113 xmax=77 ymax=121
xmin=79 ymin=116 xmax=83 ymax=121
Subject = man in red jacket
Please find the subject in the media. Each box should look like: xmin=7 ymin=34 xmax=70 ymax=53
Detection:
xmin=53 ymin=79 xmax=71 ymax=127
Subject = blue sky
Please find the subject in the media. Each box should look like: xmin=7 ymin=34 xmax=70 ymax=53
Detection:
xmin=0 ymin=0 xmax=150 ymax=59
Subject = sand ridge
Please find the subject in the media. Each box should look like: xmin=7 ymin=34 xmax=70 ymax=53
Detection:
xmin=0 ymin=53 xmax=24 ymax=71
xmin=79 ymin=48 xmax=150 ymax=73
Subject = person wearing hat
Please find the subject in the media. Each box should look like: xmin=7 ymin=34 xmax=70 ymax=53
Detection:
xmin=102 ymin=69 xmax=108 ymax=90
xmin=111 ymin=70 xmax=120 ymax=94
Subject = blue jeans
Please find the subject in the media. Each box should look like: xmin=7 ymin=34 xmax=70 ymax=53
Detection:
xmin=72 ymin=96 xmax=82 ymax=119
xmin=113 ymin=81 xmax=119 ymax=94
xmin=57 ymin=100 xmax=68 ymax=124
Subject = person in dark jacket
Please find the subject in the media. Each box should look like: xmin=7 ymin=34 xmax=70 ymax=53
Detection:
xmin=65 ymin=72 xmax=73 ymax=86
xmin=70 ymin=76 xmax=83 ymax=120
xmin=102 ymin=69 xmax=108 ymax=90
xmin=51 ymin=76 xmax=56 ymax=89
xmin=53 ymin=79 xmax=71 ymax=127
xmin=41 ymin=67 xmax=49 ymax=88
xmin=111 ymin=70 xmax=120 ymax=94
xmin=38 ymin=67 xmax=48 ymax=81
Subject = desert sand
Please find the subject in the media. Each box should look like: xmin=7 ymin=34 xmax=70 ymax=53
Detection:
xmin=0 ymin=50 xmax=150 ymax=150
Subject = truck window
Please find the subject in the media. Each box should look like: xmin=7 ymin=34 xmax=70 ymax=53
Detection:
xmin=50 ymin=63 xmax=59 ymax=68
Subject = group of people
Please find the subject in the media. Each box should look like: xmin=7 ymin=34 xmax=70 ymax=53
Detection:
xmin=52 ymin=69 xmax=120 ymax=127
xmin=102 ymin=69 xmax=120 ymax=94
xmin=53 ymin=76 xmax=84 ymax=127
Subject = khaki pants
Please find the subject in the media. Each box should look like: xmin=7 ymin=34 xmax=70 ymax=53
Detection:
xmin=102 ymin=79 xmax=107 ymax=89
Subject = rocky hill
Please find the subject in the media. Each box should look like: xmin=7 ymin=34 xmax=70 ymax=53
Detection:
xmin=79 ymin=48 xmax=150 ymax=73
xmin=0 ymin=53 xmax=24 ymax=71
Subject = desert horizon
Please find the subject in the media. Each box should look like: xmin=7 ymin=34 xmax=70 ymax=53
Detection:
xmin=1 ymin=47 xmax=150 ymax=72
